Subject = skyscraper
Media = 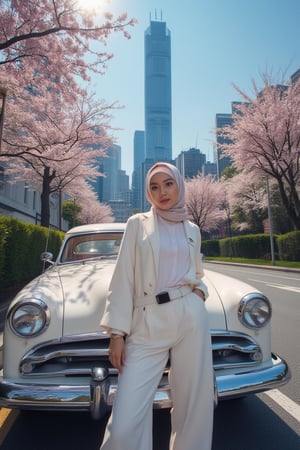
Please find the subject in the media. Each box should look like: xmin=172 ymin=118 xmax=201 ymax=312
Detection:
xmin=133 ymin=130 xmax=145 ymax=171
xmin=144 ymin=18 xmax=172 ymax=162
xmin=96 ymin=144 xmax=121 ymax=202
xmin=132 ymin=130 xmax=145 ymax=210
xmin=215 ymin=113 xmax=233 ymax=179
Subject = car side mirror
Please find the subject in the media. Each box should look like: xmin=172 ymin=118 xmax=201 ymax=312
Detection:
xmin=40 ymin=251 xmax=54 ymax=264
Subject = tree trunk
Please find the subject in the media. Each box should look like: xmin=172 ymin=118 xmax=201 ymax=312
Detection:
xmin=277 ymin=177 xmax=300 ymax=230
xmin=40 ymin=167 xmax=52 ymax=228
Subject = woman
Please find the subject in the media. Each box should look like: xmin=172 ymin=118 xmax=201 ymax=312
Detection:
xmin=100 ymin=162 xmax=214 ymax=450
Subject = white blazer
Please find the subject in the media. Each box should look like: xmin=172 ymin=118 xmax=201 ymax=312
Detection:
xmin=100 ymin=211 xmax=208 ymax=336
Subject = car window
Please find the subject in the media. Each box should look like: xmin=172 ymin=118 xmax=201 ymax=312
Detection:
xmin=60 ymin=232 xmax=123 ymax=263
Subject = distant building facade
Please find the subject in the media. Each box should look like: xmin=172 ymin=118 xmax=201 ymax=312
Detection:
xmin=133 ymin=130 xmax=145 ymax=170
xmin=203 ymin=161 xmax=217 ymax=177
xmin=0 ymin=163 xmax=68 ymax=230
xmin=93 ymin=145 xmax=121 ymax=203
xmin=291 ymin=68 xmax=300 ymax=83
xmin=107 ymin=199 xmax=133 ymax=223
xmin=132 ymin=130 xmax=145 ymax=210
xmin=215 ymin=113 xmax=233 ymax=179
xmin=175 ymin=147 xmax=206 ymax=179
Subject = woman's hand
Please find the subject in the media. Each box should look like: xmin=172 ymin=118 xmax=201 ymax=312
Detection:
xmin=192 ymin=288 xmax=206 ymax=301
xmin=108 ymin=335 xmax=126 ymax=373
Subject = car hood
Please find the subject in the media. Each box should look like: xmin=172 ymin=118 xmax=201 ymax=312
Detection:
xmin=10 ymin=261 xmax=228 ymax=341
xmin=56 ymin=261 xmax=227 ymax=336
xmin=56 ymin=260 xmax=117 ymax=336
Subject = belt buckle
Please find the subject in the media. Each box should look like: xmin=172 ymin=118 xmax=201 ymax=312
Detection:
xmin=156 ymin=291 xmax=170 ymax=304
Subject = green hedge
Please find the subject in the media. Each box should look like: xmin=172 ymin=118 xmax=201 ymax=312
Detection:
xmin=201 ymin=239 xmax=220 ymax=257
xmin=219 ymin=234 xmax=275 ymax=259
xmin=0 ymin=216 xmax=64 ymax=288
xmin=277 ymin=231 xmax=300 ymax=261
xmin=203 ymin=231 xmax=300 ymax=261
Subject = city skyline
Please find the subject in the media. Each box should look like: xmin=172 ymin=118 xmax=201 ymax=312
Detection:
xmin=89 ymin=0 xmax=300 ymax=177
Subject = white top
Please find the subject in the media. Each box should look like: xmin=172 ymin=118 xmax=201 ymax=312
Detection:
xmin=156 ymin=216 xmax=190 ymax=292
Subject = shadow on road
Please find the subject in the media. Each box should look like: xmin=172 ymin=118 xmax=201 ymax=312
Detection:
xmin=1 ymin=395 xmax=299 ymax=450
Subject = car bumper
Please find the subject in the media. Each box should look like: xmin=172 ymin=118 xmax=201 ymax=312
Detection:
xmin=0 ymin=353 xmax=290 ymax=420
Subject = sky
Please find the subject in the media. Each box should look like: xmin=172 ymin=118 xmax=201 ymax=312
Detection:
xmin=85 ymin=0 xmax=300 ymax=178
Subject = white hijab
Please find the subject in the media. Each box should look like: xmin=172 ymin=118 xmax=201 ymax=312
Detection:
xmin=146 ymin=162 xmax=189 ymax=222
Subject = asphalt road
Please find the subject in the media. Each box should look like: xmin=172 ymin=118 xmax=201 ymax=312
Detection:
xmin=1 ymin=393 xmax=300 ymax=450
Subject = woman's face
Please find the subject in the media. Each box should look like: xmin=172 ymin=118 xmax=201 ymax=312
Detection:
xmin=149 ymin=172 xmax=179 ymax=210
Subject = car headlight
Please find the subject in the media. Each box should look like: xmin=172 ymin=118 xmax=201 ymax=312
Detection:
xmin=8 ymin=299 xmax=50 ymax=337
xmin=238 ymin=293 xmax=272 ymax=329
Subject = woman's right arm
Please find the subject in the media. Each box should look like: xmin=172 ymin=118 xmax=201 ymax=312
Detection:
xmin=100 ymin=216 xmax=139 ymax=336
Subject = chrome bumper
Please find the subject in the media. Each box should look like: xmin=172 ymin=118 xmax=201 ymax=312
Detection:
xmin=0 ymin=353 xmax=290 ymax=420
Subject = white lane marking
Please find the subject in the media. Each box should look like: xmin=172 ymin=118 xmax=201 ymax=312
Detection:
xmin=247 ymin=272 xmax=300 ymax=281
xmin=248 ymin=278 xmax=300 ymax=293
xmin=207 ymin=265 xmax=300 ymax=281
xmin=265 ymin=389 xmax=300 ymax=423
xmin=266 ymin=284 xmax=300 ymax=293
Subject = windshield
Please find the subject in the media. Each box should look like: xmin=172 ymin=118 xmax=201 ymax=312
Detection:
xmin=60 ymin=232 xmax=123 ymax=263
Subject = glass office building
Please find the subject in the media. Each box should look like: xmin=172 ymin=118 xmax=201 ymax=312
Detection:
xmin=144 ymin=19 xmax=172 ymax=162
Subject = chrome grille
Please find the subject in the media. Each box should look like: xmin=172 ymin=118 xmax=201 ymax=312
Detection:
xmin=212 ymin=331 xmax=262 ymax=370
xmin=20 ymin=330 xmax=262 ymax=378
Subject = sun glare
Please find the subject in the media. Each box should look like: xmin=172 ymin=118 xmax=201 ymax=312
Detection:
xmin=76 ymin=0 xmax=112 ymax=14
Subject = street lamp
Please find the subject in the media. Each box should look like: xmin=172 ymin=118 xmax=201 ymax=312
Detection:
xmin=0 ymin=87 xmax=7 ymax=151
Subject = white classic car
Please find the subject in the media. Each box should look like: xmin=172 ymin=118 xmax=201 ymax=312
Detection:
xmin=0 ymin=223 xmax=290 ymax=419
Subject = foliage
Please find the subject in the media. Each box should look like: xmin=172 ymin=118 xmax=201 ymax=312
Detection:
xmin=201 ymin=239 xmax=220 ymax=257
xmin=268 ymin=183 xmax=293 ymax=233
xmin=220 ymin=73 xmax=300 ymax=230
xmin=185 ymin=174 xmax=226 ymax=232
xmin=219 ymin=234 xmax=276 ymax=259
xmin=62 ymin=200 xmax=83 ymax=228
xmin=203 ymin=231 xmax=300 ymax=262
xmin=223 ymin=171 xmax=268 ymax=233
xmin=277 ymin=231 xmax=300 ymax=261
xmin=62 ymin=186 xmax=114 ymax=228
xmin=0 ymin=1 xmax=135 ymax=81
xmin=0 ymin=216 xmax=64 ymax=288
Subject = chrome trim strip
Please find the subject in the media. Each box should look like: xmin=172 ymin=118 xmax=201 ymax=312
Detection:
xmin=0 ymin=354 xmax=290 ymax=419
xmin=214 ymin=361 xmax=258 ymax=370
xmin=20 ymin=329 xmax=263 ymax=377
xmin=213 ymin=342 xmax=259 ymax=353
xmin=216 ymin=353 xmax=291 ymax=398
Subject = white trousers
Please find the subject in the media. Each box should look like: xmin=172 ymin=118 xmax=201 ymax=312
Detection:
xmin=100 ymin=291 xmax=214 ymax=450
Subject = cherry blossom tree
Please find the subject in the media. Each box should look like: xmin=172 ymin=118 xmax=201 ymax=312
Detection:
xmin=0 ymin=0 xmax=135 ymax=87
xmin=0 ymin=1 xmax=135 ymax=227
xmin=3 ymin=89 xmax=114 ymax=226
xmin=185 ymin=174 xmax=226 ymax=234
xmin=223 ymin=171 xmax=268 ymax=233
xmin=63 ymin=180 xmax=114 ymax=227
xmin=76 ymin=187 xmax=114 ymax=225
xmin=220 ymin=74 xmax=300 ymax=230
